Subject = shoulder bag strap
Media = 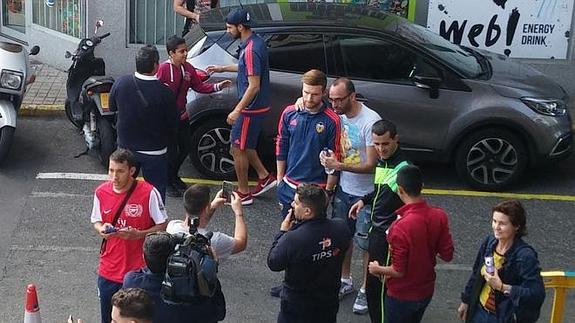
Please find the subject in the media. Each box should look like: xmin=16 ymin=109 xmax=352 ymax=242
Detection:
xmin=133 ymin=76 xmax=149 ymax=108
xmin=100 ymin=180 xmax=138 ymax=255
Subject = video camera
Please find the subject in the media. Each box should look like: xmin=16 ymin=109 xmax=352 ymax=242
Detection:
xmin=161 ymin=217 xmax=220 ymax=304
xmin=171 ymin=217 xmax=213 ymax=251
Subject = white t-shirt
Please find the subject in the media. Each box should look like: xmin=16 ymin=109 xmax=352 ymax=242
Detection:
xmin=166 ymin=220 xmax=235 ymax=261
xmin=339 ymin=103 xmax=381 ymax=197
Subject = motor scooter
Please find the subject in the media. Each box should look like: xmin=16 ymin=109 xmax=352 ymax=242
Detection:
xmin=65 ymin=20 xmax=115 ymax=166
xmin=0 ymin=42 xmax=40 ymax=164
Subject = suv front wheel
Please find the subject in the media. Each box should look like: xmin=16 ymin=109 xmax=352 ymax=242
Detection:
xmin=189 ymin=119 xmax=236 ymax=180
xmin=455 ymin=128 xmax=527 ymax=191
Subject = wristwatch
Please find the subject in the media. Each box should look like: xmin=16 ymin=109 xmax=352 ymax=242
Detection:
xmin=502 ymin=284 xmax=512 ymax=297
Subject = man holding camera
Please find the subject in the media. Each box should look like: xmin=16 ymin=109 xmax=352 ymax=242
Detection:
xmin=268 ymin=184 xmax=352 ymax=322
xmin=91 ymin=149 xmax=168 ymax=323
xmin=123 ymin=232 xmax=226 ymax=322
xmin=166 ymin=184 xmax=247 ymax=260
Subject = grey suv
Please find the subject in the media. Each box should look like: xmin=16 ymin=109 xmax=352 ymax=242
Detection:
xmin=184 ymin=3 xmax=572 ymax=191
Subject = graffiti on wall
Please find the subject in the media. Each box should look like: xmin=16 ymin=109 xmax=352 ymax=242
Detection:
xmin=427 ymin=0 xmax=574 ymax=59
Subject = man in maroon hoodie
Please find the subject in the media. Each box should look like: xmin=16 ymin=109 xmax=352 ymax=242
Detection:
xmin=157 ymin=35 xmax=231 ymax=197
xmin=368 ymin=165 xmax=454 ymax=323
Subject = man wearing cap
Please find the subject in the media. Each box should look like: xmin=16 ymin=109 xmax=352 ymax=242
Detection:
xmin=207 ymin=9 xmax=276 ymax=206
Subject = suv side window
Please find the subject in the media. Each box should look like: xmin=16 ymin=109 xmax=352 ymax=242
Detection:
xmin=265 ymin=33 xmax=327 ymax=73
xmin=329 ymin=35 xmax=439 ymax=83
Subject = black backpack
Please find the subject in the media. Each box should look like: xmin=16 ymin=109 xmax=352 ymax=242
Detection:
xmin=161 ymin=230 xmax=221 ymax=304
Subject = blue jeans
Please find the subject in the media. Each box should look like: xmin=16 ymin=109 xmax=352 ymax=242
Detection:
xmin=276 ymin=180 xmax=296 ymax=218
xmin=471 ymin=305 xmax=498 ymax=323
xmin=332 ymin=187 xmax=371 ymax=251
xmin=384 ymin=295 xmax=431 ymax=323
xmin=133 ymin=151 xmax=168 ymax=203
xmin=97 ymin=275 xmax=123 ymax=323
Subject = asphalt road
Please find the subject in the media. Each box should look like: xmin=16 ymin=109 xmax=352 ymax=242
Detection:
xmin=0 ymin=116 xmax=574 ymax=322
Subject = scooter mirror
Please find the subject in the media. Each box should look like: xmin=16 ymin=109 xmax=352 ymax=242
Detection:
xmin=95 ymin=19 xmax=104 ymax=34
xmin=65 ymin=51 xmax=72 ymax=59
xmin=29 ymin=45 xmax=40 ymax=56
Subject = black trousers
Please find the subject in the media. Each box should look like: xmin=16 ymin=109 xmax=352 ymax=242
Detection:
xmin=168 ymin=119 xmax=192 ymax=181
xmin=277 ymin=300 xmax=338 ymax=323
xmin=366 ymin=229 xmax=390 ymax=323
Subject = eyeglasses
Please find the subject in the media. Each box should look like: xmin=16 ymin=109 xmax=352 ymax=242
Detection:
xmin=328 ymin=92 xmax=352 ymax=104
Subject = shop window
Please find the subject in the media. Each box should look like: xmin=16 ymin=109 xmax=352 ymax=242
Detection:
xmin=3 ymin=0 xmax=25 ymax=34
xmin=32 ymin=0 xmax=86 ymax=38
xmin=129 ymin=0 xmax=184 ymax=45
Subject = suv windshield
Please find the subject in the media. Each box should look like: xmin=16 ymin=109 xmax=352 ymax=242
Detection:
xmin=395 ymin=22 xmax=484 ymax=78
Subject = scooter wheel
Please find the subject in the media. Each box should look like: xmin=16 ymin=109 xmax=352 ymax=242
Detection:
xmin=97 ymin=117 xmax=116 ymax=168
xmin=65 ymin=99 xmax=83 ymax=129
xmin=0 ymin=126 xmax=15 ymax=165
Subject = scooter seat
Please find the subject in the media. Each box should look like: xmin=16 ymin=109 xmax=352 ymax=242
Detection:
xmin=82 ymin=76 xmax=115 ymax=90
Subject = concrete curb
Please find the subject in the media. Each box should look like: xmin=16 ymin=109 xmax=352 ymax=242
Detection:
xmin=19 ymin=104 xmax=65 ymax=117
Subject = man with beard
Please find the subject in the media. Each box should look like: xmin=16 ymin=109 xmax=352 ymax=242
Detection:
xmin=320 ymin=78 xmax=380 ymax=314
xmin=270 ymin=69 xmax=341 ymax=297
xmin=206 ymin=9 xmax=276 ymax=206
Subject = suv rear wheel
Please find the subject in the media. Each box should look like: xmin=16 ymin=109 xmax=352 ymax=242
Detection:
xmin=455 ymin=129 xmax=527 ymax=191
xmin=189 ymin=120 xmax=235 ymax=180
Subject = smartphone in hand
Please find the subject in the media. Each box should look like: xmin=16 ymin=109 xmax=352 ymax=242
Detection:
xmin=288 ymin=207 xmax=296 ymax=223
xmin=103 ymin=226 xmax=118 ymax=234
xmin=221 ymin=181 xmax=235 ymax=203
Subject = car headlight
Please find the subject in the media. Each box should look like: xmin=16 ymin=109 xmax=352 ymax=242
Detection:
xmin=0 ymin=70 xmax=23 ymax=90
xmin=521 ymin=97 xmax=567 ymax=116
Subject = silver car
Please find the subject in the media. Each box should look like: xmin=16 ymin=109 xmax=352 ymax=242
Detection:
xmin=184 ymin=3 xmax=572 ymax=191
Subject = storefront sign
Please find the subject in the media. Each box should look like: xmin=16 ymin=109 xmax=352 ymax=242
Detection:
xmin=427 ymin=0 xmax=573 ymax=59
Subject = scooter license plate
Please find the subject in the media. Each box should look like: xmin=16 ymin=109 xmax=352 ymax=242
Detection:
xmin=100 ymin=93 xmax=110 ymax=111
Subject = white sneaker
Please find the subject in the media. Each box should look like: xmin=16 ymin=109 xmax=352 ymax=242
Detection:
xmin=353 ymin=289 xmax=368 ymax=315
xmin=339 ymin=278 xmax=354 ymax=299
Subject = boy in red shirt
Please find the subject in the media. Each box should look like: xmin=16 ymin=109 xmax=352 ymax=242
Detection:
xmin=91 ymin=149 xmax=168 ymax=323
xmin=156 ymin=35 xmax=231 ymax=197
xmin=368 ymin=165 xmax=454 ymax=323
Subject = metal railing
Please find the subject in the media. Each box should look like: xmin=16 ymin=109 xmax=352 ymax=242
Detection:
xmin=32 ymin=0 xmax=86 ymax=38
xmin=542 ymin=271 xmax=575 ymax=323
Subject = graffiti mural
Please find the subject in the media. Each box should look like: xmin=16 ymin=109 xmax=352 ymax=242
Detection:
xmin=427 ymin=0 xmax=574 ymax=59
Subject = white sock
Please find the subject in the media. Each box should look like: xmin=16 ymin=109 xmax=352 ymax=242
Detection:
xmin=359 ymin=287 xmax=366 ymax=293
xmin=341 ymin=277 xmax=352 ymax=285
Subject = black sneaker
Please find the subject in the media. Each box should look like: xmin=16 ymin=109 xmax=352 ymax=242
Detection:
xmin=166 ymin=183 xmax=183 ymax=198
xmin=270 ymin=285 xmax=282 ymax=298
xmin=173 ymin=177 xmax=188 ymax=190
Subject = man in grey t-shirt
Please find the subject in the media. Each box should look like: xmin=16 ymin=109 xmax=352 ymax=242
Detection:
xmin=321 ymin=78 xmax=380 ymax=315
xmin=166 ymin=184 xmax=247 ymax=261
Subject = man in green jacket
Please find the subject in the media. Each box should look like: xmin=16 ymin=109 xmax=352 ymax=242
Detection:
xmin=349 ymin=119 xmax=410 ymax=323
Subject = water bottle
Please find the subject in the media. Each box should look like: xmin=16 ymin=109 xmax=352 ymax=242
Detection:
xmin=320 ymin=148 xmax=335 ymax=175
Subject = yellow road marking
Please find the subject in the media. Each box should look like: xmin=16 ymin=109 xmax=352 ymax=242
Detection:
xmin=178 ymin=177 xmax=575 ymax=202
xmin=37 ymin=172 xmax=575 ymax=202
xmin=180 ymin=177 xmax=259 ymax=186
xmin=423 ymin=188 xmax=575 ymax=202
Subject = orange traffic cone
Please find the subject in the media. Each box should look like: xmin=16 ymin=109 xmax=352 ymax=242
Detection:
xmin=23 ymin=284 xmax=41 ymax=323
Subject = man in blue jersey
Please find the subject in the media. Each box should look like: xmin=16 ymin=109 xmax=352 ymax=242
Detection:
xmin=207 ymin=9 xmax=275 ymax=206
xmin=276 ymin=69 xmax=341 ymax=218
xmin=270 ymin=69 xmax=341 ymax=297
